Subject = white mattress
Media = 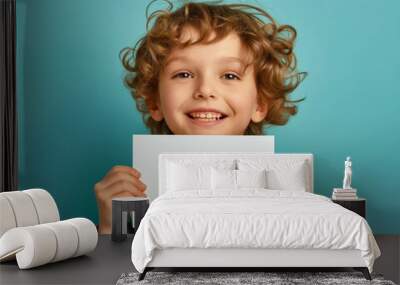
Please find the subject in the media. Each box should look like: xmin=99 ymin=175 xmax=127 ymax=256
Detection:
xmin=131 ymin=189 xmax=380 ymax=273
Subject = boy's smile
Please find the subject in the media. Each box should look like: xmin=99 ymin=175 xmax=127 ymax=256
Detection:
xmin=186 ymin=108 xmax=227 ymax=126
xmin=150 ymin=28 xmax=268 ymax=135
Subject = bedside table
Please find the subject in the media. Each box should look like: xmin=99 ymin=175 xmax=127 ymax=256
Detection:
xmin=332 ymin=198 xmax=366 ymax=218
xmin=112 ymin=197 xmax=150 ymax=242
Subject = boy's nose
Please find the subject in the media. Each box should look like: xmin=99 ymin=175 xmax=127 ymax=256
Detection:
xmin=193 ymin=92 xmax=216 ymax=100
xmin=193 ymin=77 xmax=217 ymax=100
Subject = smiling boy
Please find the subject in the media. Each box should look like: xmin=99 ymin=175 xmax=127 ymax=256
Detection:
xmin=95 ymin=1 xmax=306 ymax=233
xmin=152 ymin=27 xmax=267 ymax=135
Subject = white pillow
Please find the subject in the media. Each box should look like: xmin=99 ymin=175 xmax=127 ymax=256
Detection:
xmin=266 ymin=167 xmax=307 ymax=191
xmin=236 ymin=169 xmax=267 ymax=188
xmin=211 ymin=168 xmax=236 ymax=190
xmin=211 ymin=168 xmax=268 ymax=190
xmin=238 ymin=159 xmax=309 ymax=191
xmin=167 ymin=162 xmax=212 ymax=191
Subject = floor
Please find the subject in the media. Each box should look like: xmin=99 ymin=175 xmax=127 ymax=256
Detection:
xmin=0 ymin=235 xmax=398 ymax=284
xmin=374 ymin=235 xmax=400 ymax=284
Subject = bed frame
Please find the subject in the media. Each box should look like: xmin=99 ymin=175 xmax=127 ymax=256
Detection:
xmin=140 ymin=248 xmax=371 ymax=280
xmin=138 ymin=153 xmax=371 ymax=281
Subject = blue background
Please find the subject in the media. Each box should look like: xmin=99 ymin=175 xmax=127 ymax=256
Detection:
xmin=16 ymin=0 xmax=400 ymax=234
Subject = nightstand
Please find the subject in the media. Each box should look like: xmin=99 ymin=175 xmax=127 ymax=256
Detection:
xmin=332 ymin=198 xmax=366 ymax=218
xmin=111 ymin=197 xmax=150 ymax=242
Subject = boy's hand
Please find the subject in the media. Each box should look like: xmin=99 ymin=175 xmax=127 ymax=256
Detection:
xmin=94 ymin=165 xmax=147 ymax=234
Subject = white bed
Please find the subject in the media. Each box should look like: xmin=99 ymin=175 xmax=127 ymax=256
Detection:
xmin=131 ymin=153 xmax=380 ymax=280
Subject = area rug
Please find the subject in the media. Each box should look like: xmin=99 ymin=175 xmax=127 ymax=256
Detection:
xmin=116 ymin=271 xmax=396 ymax=285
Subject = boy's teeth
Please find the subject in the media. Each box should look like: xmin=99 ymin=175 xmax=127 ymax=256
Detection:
xmin=189 ymin=112 xmax=223 ymax=120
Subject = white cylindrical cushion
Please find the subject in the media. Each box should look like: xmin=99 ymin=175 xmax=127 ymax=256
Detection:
xmin=0 ymin=191 xmax=39 ymax=227
xmin=66 ymin=218 xmax=98 ymax=257
xmin=0 ymin=218 xmax=97 ymax=269
xmin=0 ymin=226 xmax=57 ymax=269
xmin=0 ymin=196 xmax=17 ymax=237
xmin=42 ymin=221 xmax=79 ymax=262
xmin=23 ymin=189 xmax=60 ymax=223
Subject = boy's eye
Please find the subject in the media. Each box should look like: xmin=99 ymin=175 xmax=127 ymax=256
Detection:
xmin=223 ymin=73 xmax=240 ymax=80
xmin=172 ymin=72 xmax=193 ymax=79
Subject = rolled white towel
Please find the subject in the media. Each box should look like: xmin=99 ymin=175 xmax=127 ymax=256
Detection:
xmin=0 ymin=218 xmax=98 ymax=269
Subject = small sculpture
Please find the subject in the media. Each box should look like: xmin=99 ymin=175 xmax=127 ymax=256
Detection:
xmin=342 ymin=156 xmax=352 ymax=189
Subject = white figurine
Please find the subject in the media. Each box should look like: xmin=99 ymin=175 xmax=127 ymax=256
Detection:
xmin=342 ymin=156 xmax=352 ymax=189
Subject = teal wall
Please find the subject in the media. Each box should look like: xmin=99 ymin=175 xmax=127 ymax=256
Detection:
xmin=16 ymin=0 xmax=400 ymax=234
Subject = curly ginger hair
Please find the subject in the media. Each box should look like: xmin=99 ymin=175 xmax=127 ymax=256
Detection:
xmin=120 ymin=0 xmax=307 ymax=135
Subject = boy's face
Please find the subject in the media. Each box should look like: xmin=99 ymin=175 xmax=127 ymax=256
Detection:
xmin=150 ymin=28 xmax=267 ymax=135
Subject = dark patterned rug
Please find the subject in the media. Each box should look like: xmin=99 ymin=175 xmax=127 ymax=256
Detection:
xmin=116 ymin=271 xmax=396 ymax=285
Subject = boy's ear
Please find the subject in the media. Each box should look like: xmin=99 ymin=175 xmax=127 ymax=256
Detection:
xmin=251 ymin=101 xmax=268 ymax=123
xmin=149 ymin=106 xmax=164 ymax=122
xmin=147 ymin=98 xmax=164 ymax=121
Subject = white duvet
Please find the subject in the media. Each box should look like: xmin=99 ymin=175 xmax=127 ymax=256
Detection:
xmin=131 ymin=189 xmax=380 ymax=273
